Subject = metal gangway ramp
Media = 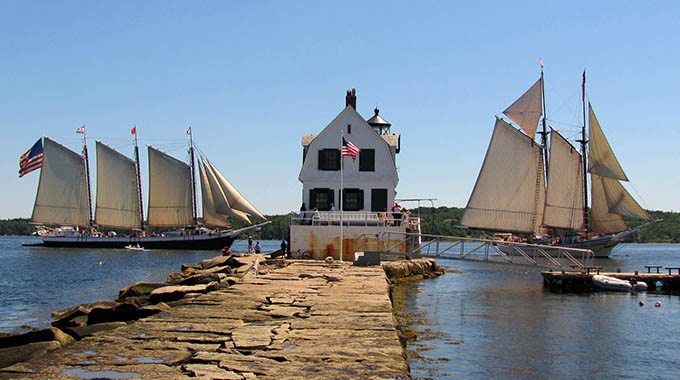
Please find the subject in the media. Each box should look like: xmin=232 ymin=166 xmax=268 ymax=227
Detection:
xmin=353 ymin=231 xmax=594 ymax=270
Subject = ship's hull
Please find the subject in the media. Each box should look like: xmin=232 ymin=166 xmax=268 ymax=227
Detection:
xmin=555 ymin=235 xmax=619 ymax=258
xmin=499 ymin=234 xmax=620 ymax=258
xmin=24 ymin=232 xmax=238 ymax=250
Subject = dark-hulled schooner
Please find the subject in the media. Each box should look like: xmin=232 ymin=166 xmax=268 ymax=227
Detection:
xmin=24 ymin=129 xmax=267 ymax=249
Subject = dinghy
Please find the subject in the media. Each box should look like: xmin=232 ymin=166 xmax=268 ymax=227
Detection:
xmin=592 ymin=275 xmax=632 ymax=291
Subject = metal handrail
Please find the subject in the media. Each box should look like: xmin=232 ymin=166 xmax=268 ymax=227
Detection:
xmin=350 ymin=230 xmax=593 ymax=270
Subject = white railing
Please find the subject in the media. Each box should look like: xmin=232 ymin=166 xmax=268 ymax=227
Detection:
xmin=290 ymin=211 xmax=418 ymax=228
xmin=352 ymin=231 xmax=594 ymax=270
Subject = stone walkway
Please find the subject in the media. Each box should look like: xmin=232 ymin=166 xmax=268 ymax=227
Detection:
xmin=0 ymin=259 xmax=410 ymax=379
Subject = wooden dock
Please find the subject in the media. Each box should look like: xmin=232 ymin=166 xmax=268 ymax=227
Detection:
xmin=0 ymin=258 xmax=411 ymax=379
xmin=542 ymin=270 xmax=680 ymax=291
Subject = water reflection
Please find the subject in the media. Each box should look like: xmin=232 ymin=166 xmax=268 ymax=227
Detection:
xmin=396 ymin=244 xmax=680 ymax=379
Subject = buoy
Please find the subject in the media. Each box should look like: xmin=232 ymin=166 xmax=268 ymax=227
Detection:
xmin=639 ymin=301 xmax=644 ymax=306
xmin=655 ymin=301 xmax=662 ymax=308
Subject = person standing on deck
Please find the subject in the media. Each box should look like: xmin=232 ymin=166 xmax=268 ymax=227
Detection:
xmin=248 ymin=235 xmax=254 ymax=255
xmin=391 ymin=202 xmax=402 ymax=226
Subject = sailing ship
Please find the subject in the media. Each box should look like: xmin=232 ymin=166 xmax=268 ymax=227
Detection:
xmin=461 ymin=69 xmax=656 ymax=257
xmin=24 ymin=130 xmax=267 ymax=250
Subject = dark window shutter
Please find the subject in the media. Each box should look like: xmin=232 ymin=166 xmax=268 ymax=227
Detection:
xmin=333 ymin=149 xmax=340 ymax=170
xmin=317 ymin=150 xmax=323 ymax=170
xmin=359 ymin=149 xmax=375 ymax=171
xmin=371 ymin=189 xmax=388 ymax=212
xmin=309 ymin=189 xmax=316 ymax=209
xmin=329 ymin=189 xmax=335 ymax=208
xmin=358 ymin=190 xmax=364 ymax=210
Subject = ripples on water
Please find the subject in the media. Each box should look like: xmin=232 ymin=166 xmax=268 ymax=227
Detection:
xmin=395 ymin=243 xmax=680 ymax=379
xmin=0 ymin=236 xmax=281 ymax=333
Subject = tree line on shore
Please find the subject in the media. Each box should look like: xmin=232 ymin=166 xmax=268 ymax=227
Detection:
xmin=2 ymin=207 xmax=679 ymax=243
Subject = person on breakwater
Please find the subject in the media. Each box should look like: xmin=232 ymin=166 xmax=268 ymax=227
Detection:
xmin=248 ymin=236 xmax=254 ymax=254
xmin=255 ymin=241 xmax=262 ymax=253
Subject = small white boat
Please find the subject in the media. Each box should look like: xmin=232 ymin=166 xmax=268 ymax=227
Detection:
xmin=631 ymin=280 xmax=648 ymax=291
xmin=592 ymin=275 xmax=632 ymax=291
xmin=125 ymin=244 xmax=146 ymax=251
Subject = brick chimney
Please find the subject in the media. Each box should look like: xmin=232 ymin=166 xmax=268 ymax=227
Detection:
xmin=345 ymin=88 xmax=356 ymax=109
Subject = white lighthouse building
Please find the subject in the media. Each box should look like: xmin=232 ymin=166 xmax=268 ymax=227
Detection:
xmin=299 ymin=89 xmax=400 ymax=213
xmin=290 ymin=89 xmax=417 ymax=261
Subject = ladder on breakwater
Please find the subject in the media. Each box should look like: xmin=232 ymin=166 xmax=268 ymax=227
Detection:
xmin=352 ymin=232 xmax=594 ymax=270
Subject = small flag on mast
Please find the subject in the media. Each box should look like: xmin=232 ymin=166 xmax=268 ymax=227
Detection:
xmin=131 ymin=126 xmax=136 ymax=135
xmin=186 ymin=126 xmax=192 ymax=135
xmin=19 ymin=139 xmax=44 ymax=177
xmin=76 ymin=125 xmax=85 ymax=134
xmin=539 ymin=59 xmax=544 ymax=68
xmin=582 ymin=70 xmax=586 ymax=102
xmin=342 ymin=137 xmax=360 ymax=160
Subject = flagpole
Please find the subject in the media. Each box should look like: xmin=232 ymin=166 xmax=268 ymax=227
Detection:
xmin=339 ymin=131 xmax=344 ymax=263
xmin=188 ymin=126 xmax=198 ymax=227
xmin=133 ymin=124 xmax=145 ymax=232
xmin=81 ymin=126 xmax=94 ymax=228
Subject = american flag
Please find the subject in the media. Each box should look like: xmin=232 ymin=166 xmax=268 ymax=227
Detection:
xmin=76 ymin=125 xmax=85 ymax=134
xmin=342 ymin=137 xmax=360 ymax=160
xmin=19 ymin=139 xmax=44 ymax=177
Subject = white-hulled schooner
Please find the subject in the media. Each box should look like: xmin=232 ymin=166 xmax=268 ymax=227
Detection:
xmin=461 ymin=68 xmax=657 ymax=257
xmin=25 ymin=130 xmax=267 ymax=249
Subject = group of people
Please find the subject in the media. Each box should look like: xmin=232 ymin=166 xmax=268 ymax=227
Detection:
xmin=380 ymin=202 xmax=410 ymax=226
xmin=247 ymin=235 xmax=262 ymax=254
xmin=299 ymin=203 xmax=320 ymax=225
xmin=222 ymin=236 xmax=290 ymax=257
xmin=300 ymin=201 xmax=412 ymax=227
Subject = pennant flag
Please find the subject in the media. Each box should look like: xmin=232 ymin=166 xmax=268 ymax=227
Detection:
xmin=76 ymin=125 xmax=85 ymax=134
xmin=131 ymin=126 xmax=136 ymax=135
xmin=19 ymin=139 xmax=44 ymax=177
xmin=186 ymin=126 xmax=192 ymax=135
xmin=342 ymin=137 xmax=360 ymax=160
xmin=582 ymin=70 xmax=586 ymax=102
xmin=539 ymin=59 xmax=544 ymax=68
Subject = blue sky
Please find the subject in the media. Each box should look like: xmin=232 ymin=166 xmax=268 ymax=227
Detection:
xmin=2 ymin=1 xmax=679 ymax=219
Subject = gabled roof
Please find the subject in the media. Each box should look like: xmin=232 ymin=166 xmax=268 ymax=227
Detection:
xmin=303 ymin=133 xmax=397 ymax=147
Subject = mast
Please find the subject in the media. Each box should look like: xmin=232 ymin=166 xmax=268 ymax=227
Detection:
xmin=133 ymin=125 xmax=145 ymax=231
xmin=579 ymin=70 xmax=589 ymax=232
xmin=81 ymin=128 xmax=94 ymax=227
xmin=539 ymin=62 xmax=549 ymax=174
xmin=188 ymin=126 xmax=198 ymax=226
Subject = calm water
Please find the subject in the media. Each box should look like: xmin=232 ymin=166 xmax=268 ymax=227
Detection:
xmin=396 ymin=243 xmax=680 ymax=379
xmin=0 ymin=236 xmax=282 ymax=333
xmin=4 ymin=238 xmax=680 ymax=379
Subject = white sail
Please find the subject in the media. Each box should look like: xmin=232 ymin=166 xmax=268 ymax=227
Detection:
xmin=197 ymin=159 xmax=230 ymax=227
xmin=502 ymin=78 xmax=543 ymax=139
xmin=94 ymin=141 xmax=141 ymax=229
xmin=461 ymin=118 xmax=545 ymax=233
xmin=206 ymin=159 xmax=266 ymax=221
xmin=600 ymin=175 xmax=651 ymax=221
xmin=591 ymin=173 xmax=651 ymax=234
xmin=590 ymin=174 xmax=628 ymax=234
xmin=587 ymin=104 xmax=650 ymax=233
xmin=32 ymin=137 xmax=91 ymax=227
xmin=543 ymin=129 xmax=584 ymax=230
xmin=587 ymin=105 xmax=628 ymax=181
xmin=147 ymin=146 xmax=193 ymax=227
xmin=201 ymin=158 xmax=252 ymax=224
